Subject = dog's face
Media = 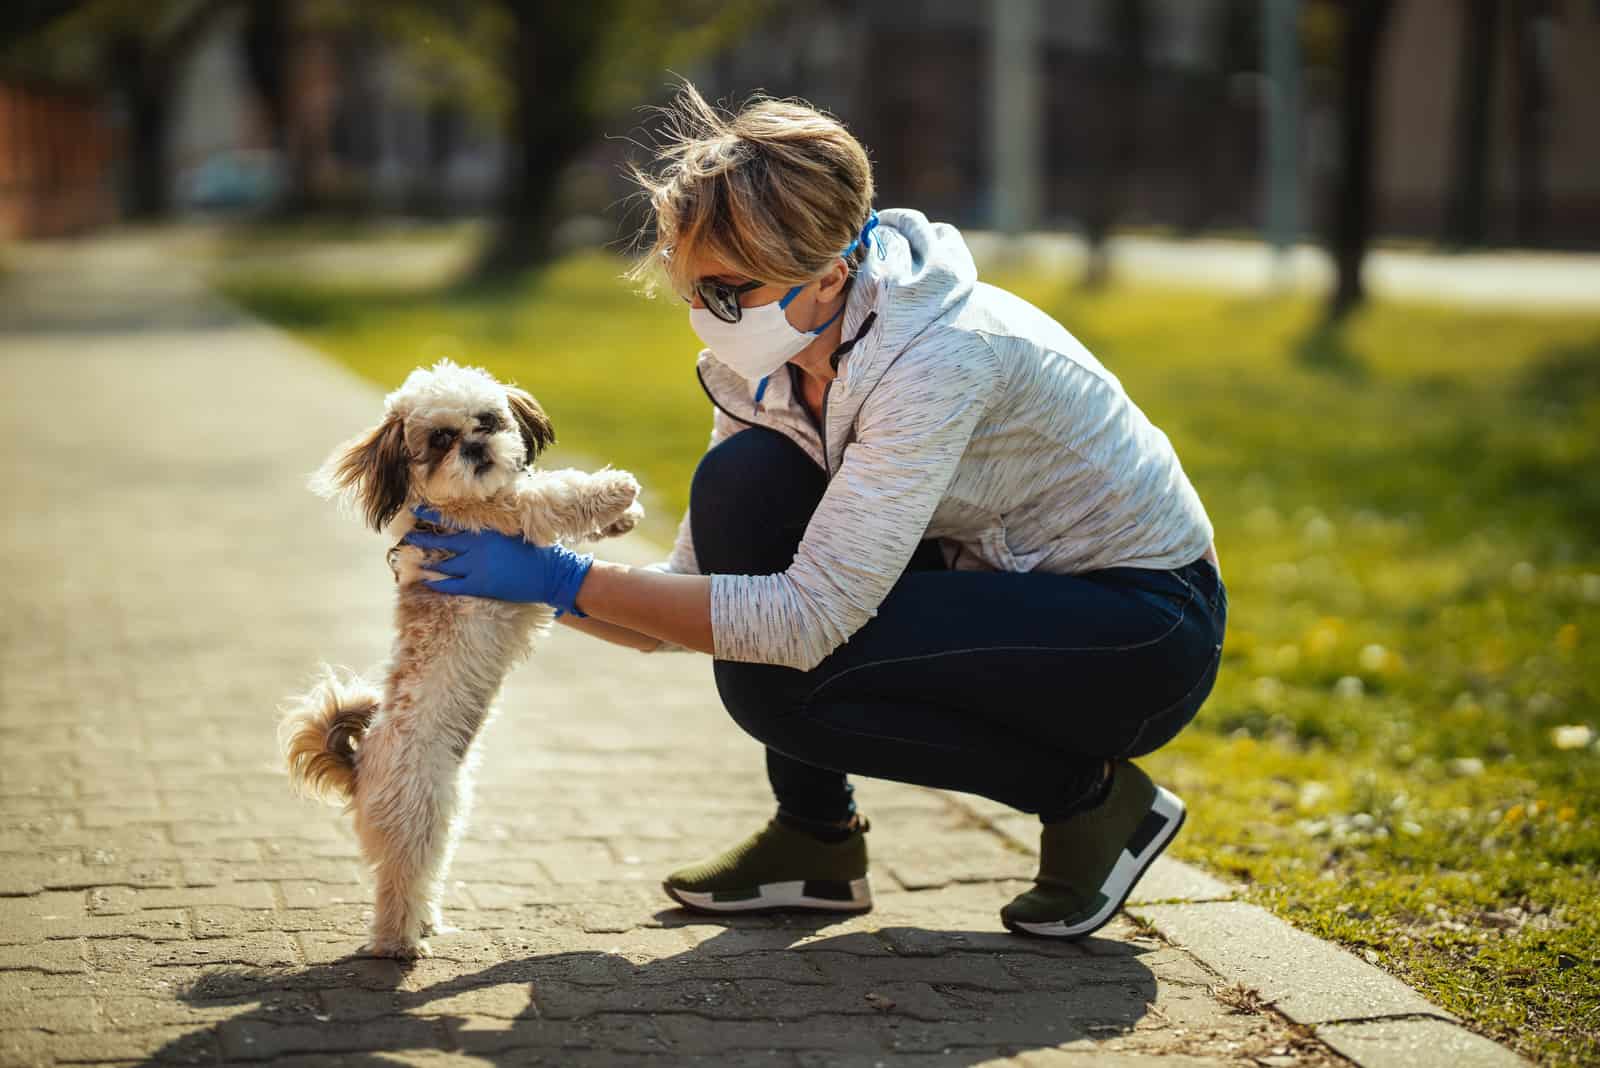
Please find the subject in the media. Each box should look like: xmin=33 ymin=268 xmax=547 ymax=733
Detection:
xmin=313 ymin=360 xmax=555 ymax=531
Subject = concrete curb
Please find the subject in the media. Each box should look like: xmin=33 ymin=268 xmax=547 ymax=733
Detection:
xmin=1129 ymin=900 xmax=1530 ymax=1068
xmin=945 ymin=793 xmax=1531 ymax=1068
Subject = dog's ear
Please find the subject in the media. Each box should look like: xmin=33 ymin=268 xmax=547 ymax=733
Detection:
xmin=311 ymin=411 xmax=411 ymax=531
xmin=507 ymin=387 xmax=556 ymax=464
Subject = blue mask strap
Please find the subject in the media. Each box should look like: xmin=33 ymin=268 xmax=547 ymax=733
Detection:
xmin=854 ymin=211 xmax=879 ymax=256
xmin=757 ymin=212 xmax=879 ymax=405
xmin=777 ymin=211 xmax=880 ymax=312
xmin=809 ymin=301 xmax=847 ymax=336
xmin=775 ymin=286 xmax=846 ymax=337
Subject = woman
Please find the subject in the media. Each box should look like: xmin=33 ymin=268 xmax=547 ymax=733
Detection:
xmin=405 ymin=85 xmax=1226 ymax=940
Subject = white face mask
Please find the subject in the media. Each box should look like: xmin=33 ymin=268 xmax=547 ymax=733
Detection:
xmin=688 ymin=282 xmax=842 ymax=385
xmin=686 ymin=213 xmax=878 ymax=387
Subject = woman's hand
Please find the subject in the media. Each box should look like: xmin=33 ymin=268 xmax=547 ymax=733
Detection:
xmin=402 ymin=506 xmax=593 ymax=615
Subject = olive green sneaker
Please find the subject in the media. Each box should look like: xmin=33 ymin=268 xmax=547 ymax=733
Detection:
xmin=662 ymin=816 xmax=872 ymax=914
xmin=1001 ymin=761 xmax=1185 ymax=939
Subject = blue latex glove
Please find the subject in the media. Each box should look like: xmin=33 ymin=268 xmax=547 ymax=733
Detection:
xmin=402 ymin=506 xmax=593 ymax=616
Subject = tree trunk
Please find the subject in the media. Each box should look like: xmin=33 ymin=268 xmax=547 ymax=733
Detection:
xmin=472 ymin=2 xmax=614 ymax=280
xmin=106 ymin=2 xmax=243 ymax=221
xmin=412 ymin=101 xmax=460 ymax=217
xmin=1510 ymin=2 xmax=1549 ymax=246
xmin=241 ymin=0 xmax=291 ymax=150
xmin=126 ymin=79 xmax=172 ymax=219
xmin=1080 ymin=0 xmax=1147 ymax=289
xmin=1327 ymin=0 xmax=1393 ymax=323
xmin=1442 ymin=0 xmax=1497 ymax=249
xmin=108 ymin=34 xmax=173 ymax=220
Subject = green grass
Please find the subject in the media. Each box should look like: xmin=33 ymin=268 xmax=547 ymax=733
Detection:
xmin=220 ymin=246 xmax=1600 ymax=1066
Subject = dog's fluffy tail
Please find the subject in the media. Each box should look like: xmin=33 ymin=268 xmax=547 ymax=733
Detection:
xmin=279 ymin=666 xmax=381 ymax=804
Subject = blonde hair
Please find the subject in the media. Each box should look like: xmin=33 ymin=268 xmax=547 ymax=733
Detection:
xmin=626 ymin=82 xmax=875 ymax=298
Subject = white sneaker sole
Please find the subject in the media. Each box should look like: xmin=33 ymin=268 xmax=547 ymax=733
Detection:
xmin=1009 ymin=786 xmax=1187 ymax=939
xmin=664 ymin=876 xmax=873 ymax=914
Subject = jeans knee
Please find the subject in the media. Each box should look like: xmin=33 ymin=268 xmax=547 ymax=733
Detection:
xmin=691 ymin=427 xmax=826 ymax=575
xmin=714 ymin=660 xmax=800 ymax=745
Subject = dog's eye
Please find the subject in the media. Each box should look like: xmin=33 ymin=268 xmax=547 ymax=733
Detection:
xmin=429 ymin=428 xmax=457 ymax=450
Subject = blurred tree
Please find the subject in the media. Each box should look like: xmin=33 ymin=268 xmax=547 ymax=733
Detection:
xmin=7 ymin=0 xmax=762 ymax=246
xmin=1325 ymin=0 xmax=1393 ymax=322
xmin=1081 ymin=0 xmax=1148 ymax=289
xmin=313 ymin=0 xmax=767 ymax=276
xmin=239 ymin=0 xmax=292 ymax=198
xmin=1510 ymin=1 xmax=1553 ymax=246
xmin=5 ymin=0 xmax=244 ymax=219
xmin=474 ymin=0 xmax=769 ymax=279
xmin=1442 ymin=0 xmax=1497 ymax=249
xmin=0 ymin=1 xmax=84 ymax=48
xmin=275 ymin=1 xmax=511 ymax=214
xmin=1177 ymin=0 xmax=1257 ymax=237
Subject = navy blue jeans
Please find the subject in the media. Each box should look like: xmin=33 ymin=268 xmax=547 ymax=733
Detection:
xmin=692 ymin=427 xmax=1227 ymax=823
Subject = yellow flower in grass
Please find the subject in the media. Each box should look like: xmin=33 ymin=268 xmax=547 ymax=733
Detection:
xmin=1305 ymin=617 xmax=1343 ymax=657
xmin=1555 ymin=624 xmax=1580 ymax=652
xmin=1357 ymin=643 xmax=1404 ymax=676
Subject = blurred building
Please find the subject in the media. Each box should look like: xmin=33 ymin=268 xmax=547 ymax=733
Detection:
xmin=688 ymin=0 xmax=1600 ymax=249
xmin=0 ymin=4 xmax=504 ymax=238
xmin=1376 ymin=0 xmax=1600 ymax=246
xmin=0 ymin=81 xmax=119 ymax=238
xmin=169 ymin=6 xmax=503 ymax=218
xmin=3 ymin=0 xmax=1598 ymax=249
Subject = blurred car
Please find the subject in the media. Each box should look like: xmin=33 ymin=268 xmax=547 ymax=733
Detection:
xmin=177 ymin=148 xmax=287 ymax=212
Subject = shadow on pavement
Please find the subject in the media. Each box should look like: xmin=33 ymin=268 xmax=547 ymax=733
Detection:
xmin=146 ymin=913 xmax=1159 ymax=1064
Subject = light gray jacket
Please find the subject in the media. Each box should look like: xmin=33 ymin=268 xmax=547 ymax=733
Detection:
xmin=661 ymin=208 xmax=1214 ymax=671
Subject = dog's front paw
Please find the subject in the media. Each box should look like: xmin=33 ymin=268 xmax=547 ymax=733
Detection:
xmin=593 ymin=469 xmax=640 ymax=514
xmin=600 ymin=500 xmax=645 ymax=538
xmin=586 ymin=470 xmax=641 ymax=537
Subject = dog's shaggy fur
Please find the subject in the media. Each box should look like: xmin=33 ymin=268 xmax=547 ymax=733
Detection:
xmin=279 ymin=360 xmax=642 ymax=959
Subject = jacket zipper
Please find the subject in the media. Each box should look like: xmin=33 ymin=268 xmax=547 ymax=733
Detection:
xmin=819 ymin=382 xmax=833 ymax=474
xmin=787 ymin=364 xmax=834 ymax=475
xmin=695 ymin=365 xmax=757 ymax=429
xmin=697 ymin=363 xmax=829 ymax=470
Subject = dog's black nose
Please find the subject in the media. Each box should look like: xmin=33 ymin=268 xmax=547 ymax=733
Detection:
xmin=460 ymin=441 xmax=486 ymax=463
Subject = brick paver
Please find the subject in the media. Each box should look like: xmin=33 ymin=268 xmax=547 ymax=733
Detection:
xmin=1 ymin=235 xmax=1341 ymax=1066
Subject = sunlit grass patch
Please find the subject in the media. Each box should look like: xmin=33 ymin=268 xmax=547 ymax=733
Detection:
xmin=220 ymin=240 xmax=1600 ymax=1066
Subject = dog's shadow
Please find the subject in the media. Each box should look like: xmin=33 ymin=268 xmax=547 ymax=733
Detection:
xmin=143 ymin=911 xmax=1163 ymax=1065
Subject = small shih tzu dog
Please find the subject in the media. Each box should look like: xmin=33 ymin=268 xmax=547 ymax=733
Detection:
xmin=279 ymin=360 xmax=643 ymax=959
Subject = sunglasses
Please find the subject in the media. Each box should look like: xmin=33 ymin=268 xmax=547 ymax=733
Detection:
xmin=689 ymin=277 xmax=768 ymax=324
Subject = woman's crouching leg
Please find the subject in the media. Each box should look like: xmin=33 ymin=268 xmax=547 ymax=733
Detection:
xmin=689 ymin=427 xmax=855 ymax=824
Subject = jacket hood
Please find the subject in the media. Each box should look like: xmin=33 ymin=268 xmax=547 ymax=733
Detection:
xmin=832 ymin=207 xmax=978 ymax=401
xmin=697 ymin=208 xmax=979 ymax=470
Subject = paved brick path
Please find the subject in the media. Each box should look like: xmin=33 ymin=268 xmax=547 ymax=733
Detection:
xmin=0 ymin=235 xmax=1344 ymax=1067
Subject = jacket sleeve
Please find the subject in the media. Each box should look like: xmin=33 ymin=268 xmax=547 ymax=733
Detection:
xmin=710 ymin=339 xmax=1000 ymax=670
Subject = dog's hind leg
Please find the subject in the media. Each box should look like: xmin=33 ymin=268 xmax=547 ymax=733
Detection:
xmin=352 ymin=723 xmax=467 ymax=960
xmin=417 ymin=742 xmax=485 ymax=940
